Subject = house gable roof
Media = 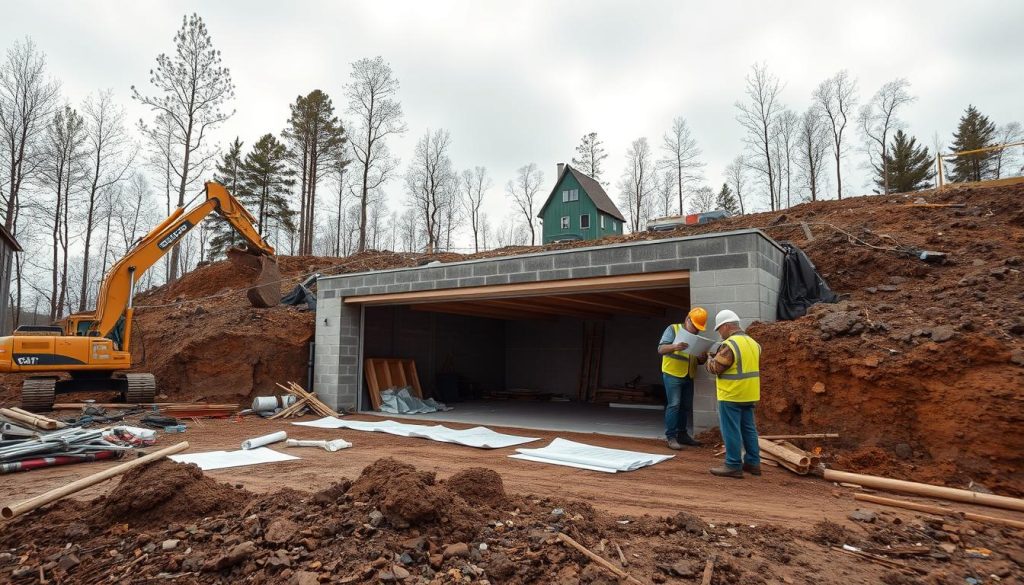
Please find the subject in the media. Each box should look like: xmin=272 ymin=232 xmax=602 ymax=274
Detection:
xmin=538 ymin=164 xmax=626 ymax=222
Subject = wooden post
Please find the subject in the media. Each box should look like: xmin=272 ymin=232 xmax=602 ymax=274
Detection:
xmin=824 ymin=469 xmax=1024 ymax=513
xmin=2 ymin=441 xmax=190 ymax=519
xmin=758 ymin=438 xmax=809 ymax=467
xmin=853 ymin=493 xmax=1024 ymax=530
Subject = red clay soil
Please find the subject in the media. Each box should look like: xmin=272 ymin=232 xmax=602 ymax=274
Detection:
xmin=2 ymin=455 xmax=1021 ymax=584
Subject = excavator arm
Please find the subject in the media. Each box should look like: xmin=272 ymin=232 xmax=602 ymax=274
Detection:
xmin=86 ymin=181 xmax=279 ymax=342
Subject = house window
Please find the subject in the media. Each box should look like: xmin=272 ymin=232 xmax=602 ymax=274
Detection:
xmin=600 ymin=215 xmax=605 ymax=229
xmin=560 ymin=216 xmax=570 ymax=229
xmin=580 ymin=214 xmax=590 ymax=229
xmin=562 ymin=190 xmax=569 ymax=202
xmin=562 ymin=189 xmax=578 ymax=202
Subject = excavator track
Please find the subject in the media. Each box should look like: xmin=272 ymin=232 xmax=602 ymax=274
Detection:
xmin=120 ymin=373 xmax=156 ymax=404
xmin=21 ymin=378 xmax=57 ymax=413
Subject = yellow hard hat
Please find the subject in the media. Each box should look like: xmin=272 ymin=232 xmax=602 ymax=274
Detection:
xmin=687 ymin=307 xmax=708 ymax=331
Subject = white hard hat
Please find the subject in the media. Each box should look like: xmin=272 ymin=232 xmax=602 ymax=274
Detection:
xmin=714 ymin=309 xmax=741 ymax=331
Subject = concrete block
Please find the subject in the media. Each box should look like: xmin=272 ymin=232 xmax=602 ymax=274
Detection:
xmin=484 ymin=274 xmax=510 ymax=285
xmin=689 ymin=287 xmax=718 ymax=305
xmin=553 ymin=253 xmax=590 ymax=269
xmin=523 ymin=256 xmax=554 ymax=272
xmin=434 ymin=278 xmax=459 ymax=289
xmin=409 ymin=281 xmax=432 ymax=291
xmin=703 ymin=286 xmax=736 ymax=303
xmin=458 ymin=276 xmax=486 ymax=287
xmin=536 ymin=269 xmax=571 ymax=281
xmin=713 ymin=267 xmax=758 ymax=286
xmin=361 ymin=274 xmax=378 ymax=287
xmin=321 ymin=290 xmax=337 ymax=299
xmin=689 ymin=271 xmax=715 ymax=288
xmin=386 ymin=282 xmax=411 ymax=293
xmin=472 ymin=262 xmax=498 ymax=277
xmin=628 ymin=245 xmax=660 ymax=263
xmin=733 ymin=283 xmax=761 ymax=302
xmin=571 ymin=265 xmax=608 ymax=278
xmin=418 ymin=267 xmax=445 ymax=282
xmin=698 ymin=253 xmax=749 ymax=271
xmin=677 ymin=237 xmax=727 ymax=258
xmin=394 ymin=271 xmax=417 ymax=284
xmin=726 ymin=233 xmax=759 ymax=254
xmin=497 ymin=260 xmax=524 ymax=274
xmin=609 ymin=262 xmax=645 ymax=276
xmin=508 ymin=272 xmax=538 ymax=283
xmin=376 ymin=272 xmax=396 ymax=286
xmin=588 ymin=247 xmax=631 ymax=265
xmin=369 ymin=286 xmax=386 ymax=294
xmin=725 ymin=301 xmax=760 ymax=322
xmin=642 ymin=258 xmax=697 ymax=273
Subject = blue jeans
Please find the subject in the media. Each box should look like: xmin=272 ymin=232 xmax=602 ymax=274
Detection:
xmin=718 ymin=401 xmax=760 ymax=469
xmin=662 ymin=373 xmax=694 ymax=439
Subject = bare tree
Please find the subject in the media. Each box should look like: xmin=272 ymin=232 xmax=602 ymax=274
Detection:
xmin=78 ymin=90 xmax=133 ymax=311
xmin=132 ymin=13 xmax=235 ymax=282
xmin=772 ymin=109 xmax=798 ymax=208
xmin=736 ymin=62 xmax=783 ymax=210
xmin=479 ymin=212 xmax=491 ymax=251
xmin=687 ymin=185 xmax=716 ymax=214
xmin=659 ymin=116 xmax=704 ymax=214
xmin=406 ymin=129 xmax=456 ymax=253
xmin=42 ymin=105 xmax=87 ymax=319
xmin=346 ymin=56 xmax=407 ymax=252
xmin=505 ymin=163 xmax=543 ymax=245
xmin=859 ymin=78 xmax=915 ymax=195
xmin=0 ymin=38 xmax=60 ymax=327
xmin=618 ymin=137 xmax=657 ymax=232
xmin=795 ymin=107 xmax=830 ymax=202
xmin=654 ymin=170 xmax=674 ymax=217
xmin=724 ymin=155 xmax=748 ymax=214
xmin=993 ymin=121 xmax=1023 ymax=179
xmin=461 ymin=166 xmax=491 ymax=253
xmin=814 ymin=70 xmax=858 ymax=199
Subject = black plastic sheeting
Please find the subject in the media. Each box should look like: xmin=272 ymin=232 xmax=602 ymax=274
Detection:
xmin=776 ymin=242 xmax=838 ymax=320
xmin=282 ymin=284 xmax=317 ymax=310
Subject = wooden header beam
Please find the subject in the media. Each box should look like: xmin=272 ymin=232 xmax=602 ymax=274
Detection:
xmin=344 ymin=271 xmax=690 ymax=306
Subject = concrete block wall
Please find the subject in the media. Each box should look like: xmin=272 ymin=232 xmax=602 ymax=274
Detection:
xmin=314 ymin=229 xmax=786 ymax=424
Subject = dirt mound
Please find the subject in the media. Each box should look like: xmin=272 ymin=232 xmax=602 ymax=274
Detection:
xmin=98 ymin=460 xmax=248 ymax=526
xmin=348 ymin=458 xmax=481 ymax=538
xmin=1 ymin=458 xmax=1020 ymax=584
xmin=446 ymin=467 xmax=507 ymax=507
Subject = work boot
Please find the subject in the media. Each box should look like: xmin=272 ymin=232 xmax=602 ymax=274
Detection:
xmin=742 ymin=463 xmax=762 ymax=476
xmin=710 ymin=466 xmax=744 ymax=478
xmin=678 ymin=434 xmax=702 ymax=447
xmin=667 ymin=438 xmax=684 ymax=450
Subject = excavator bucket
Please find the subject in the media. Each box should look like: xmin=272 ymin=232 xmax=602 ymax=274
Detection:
xmin=226 ymin=246 xmax=282 ymax=308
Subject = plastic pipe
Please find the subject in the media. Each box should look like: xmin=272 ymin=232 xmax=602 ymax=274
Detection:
xmin=285 ymin=439 xmax=351 ymax=452
xmin=852 ymin=493 xmax=1024 ymax=530
xmin=824 ymin=469 xmax=1024 ymax=513
xmin=2 ymin=441 xmax=189 ymax=519
xmin=241 ymin=431 xmax=287 ymax=450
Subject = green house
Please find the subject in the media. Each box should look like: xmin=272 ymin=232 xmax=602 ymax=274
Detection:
xmin=538 ymin=164 xmax=625 ymax=244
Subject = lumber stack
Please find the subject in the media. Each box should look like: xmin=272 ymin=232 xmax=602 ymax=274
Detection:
xmin=0 ymin=408 xmax=67 ymax=431
xmin=270 ymin=381 xmax=339 ymax=419
xmin=160 ymin=403 xmax=238 ymax=418
xmin=592 ymin=386 xmax=658 ymax=404
xmin=757 ymin=438 xmax=821 ymax=475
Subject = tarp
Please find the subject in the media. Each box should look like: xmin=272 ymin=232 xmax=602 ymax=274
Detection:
xmin=777 ymin=242 xmax=839 ymax=320
xmin=379 ymin=387 xmax=450 ymax=414
xmin=509 ymin=438 xmax=673 ymax=473
xmin=292 ymin=417 xmax=539 ymax=449
xmin=170 ymin=447 xmax=299 ymax=470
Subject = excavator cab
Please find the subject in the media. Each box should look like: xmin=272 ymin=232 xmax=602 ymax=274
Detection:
xmin=0 ymin=181 xmax=281 ymax=411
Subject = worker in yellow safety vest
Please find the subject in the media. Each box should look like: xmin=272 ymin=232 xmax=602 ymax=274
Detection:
xmin=705 ymin=309 xmax=762 ymax=478
xmin=657 ymin=307 xmax=709 ymax=450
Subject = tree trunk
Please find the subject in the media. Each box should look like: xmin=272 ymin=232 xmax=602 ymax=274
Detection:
xmin=169 ymin=120 xmax=195 ymax=283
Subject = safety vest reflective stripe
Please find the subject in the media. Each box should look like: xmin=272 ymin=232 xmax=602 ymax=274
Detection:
xmin=718 ymin=337 xmax=760 ymax=380
xmin=661 ymin=323 xmax=695 ymax=378
xmin=664 ymin=353 xmax=688 ymax=361
xmin=715 ymin=333 xmax=761 ymax=402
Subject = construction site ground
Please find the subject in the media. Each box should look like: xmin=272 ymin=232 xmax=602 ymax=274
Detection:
xmin=1 ymin=415 xmax=1023 ymax=584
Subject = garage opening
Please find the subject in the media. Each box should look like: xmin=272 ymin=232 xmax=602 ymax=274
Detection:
xmin=346 ymin=271 xmax=690 ymax=438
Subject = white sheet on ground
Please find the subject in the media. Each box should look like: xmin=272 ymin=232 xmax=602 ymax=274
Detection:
xmin=379 ymin=387 xmax=451 ymax=414
xmin=508 ymin=438 xmax=673 ymax=473
xmin=291 ymin=416 xmax=538 ymax=449
xmin=170 ymin=447 xmax=299 ymax=470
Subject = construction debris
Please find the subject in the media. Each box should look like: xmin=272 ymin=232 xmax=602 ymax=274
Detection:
xmin=284 ymin=438 xmax=352 ymax=452
xmin=824 ymin=469 xmax=1024 ymax=512
xmin=852 ymin=492 xmax=1024 ymax=530
xmin=241 ymin=431 xmax=287 ymax=450
xmin=269 ymin=381 xmax=338 ymax=419
xmin=160 ymin=403 xmax=239 ymax=419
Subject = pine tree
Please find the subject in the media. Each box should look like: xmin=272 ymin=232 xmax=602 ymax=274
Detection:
xmin=874 ymin=130 xmax=934 ymax=194
xmin=716 ymin=183 xmax=739 ymax=214
xmin=571 ymin=132 xmax=608 ymax=182
xmin=208 ymin=138 xmax=245 ymax=259
xmin=243 ymin=133 xmax=297 ymax=237
xmin=948 ymin=105 xmax=996 ymax=183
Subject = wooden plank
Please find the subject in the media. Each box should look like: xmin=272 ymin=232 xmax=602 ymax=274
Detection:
xmin=478 ymin=298 xmax=611 ymax=320
xmin=345 ymin=271 xmax=689 ymax=306
xmin=404 ymin=360 xmax=423 ymax=398
xmin=617 ymin=290 xmax=689 ymax=309
xmin=545 ymin=293 xmax=666 ymax=317
xmin=410 ymin=302 xmax=554 ymax=321
xmin=364 ymin=359 xmax=382 ymax=410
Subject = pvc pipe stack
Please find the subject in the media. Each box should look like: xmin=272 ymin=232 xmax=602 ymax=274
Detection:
xmin=251 ymin=395 xmax=297 ymax=413
xmin=241 ymin=431 xmax=287 ymax=450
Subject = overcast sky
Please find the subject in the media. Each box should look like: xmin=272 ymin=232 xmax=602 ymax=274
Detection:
xmin=4 ymin=1 xmax=1022 ymax=249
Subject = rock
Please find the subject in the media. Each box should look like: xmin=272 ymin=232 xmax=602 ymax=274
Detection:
xmin=726 ymin=527 xmax=738 ymax=537
xmin=811 ymin=382 xmax=826 ymax=395
xmin=392 ymin=565 xmax=411 ymax=580
xmin=291 ymin=570 xmax=320 ymax=585
xmin=848 ymin=509 xmax=876 ymax=523
xmin=64 ymin=522 xmax=90 ymax=539
xmin=1006 ymin=549 xmax=1024 ymax=567
xmin=1012 ymin=350 xmax=1024 ymax=367
xmin=818 ymin=310 xmax=865 ymax=337
xmin=162 ymin=539 xmax=180 ymax=551
xmin=368 ymin=509 xmax=385 ymax=527
xmin=939 ymin=543 xmax=957 ymax=554
xmin=930 ymin=326 xmax=955 ymax=343
xmin=486 ymin=552 xmax=516 ymax=580
xmin=56 ymin=553 xmax=80 ymax=572
xmin=202 ymin=541 xmax=256 ymax=572
xmin=428 ymin=554 xmax=444 ymax=569
xmin=658 ymin=562 xmax=697 ymax=578
xmin=877 ymin=284 xmax=899 ymax=292
xmin=443 ymin=543 xmax=470 ymax=559
xmin=265 ymin=518 xmax=299 ymax=545
xmin=892 ymin=443 xmax=913 ymax=459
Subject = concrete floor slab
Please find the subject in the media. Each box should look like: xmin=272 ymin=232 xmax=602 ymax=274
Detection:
xmin=367 ymin=399 xmax=665 ymax=439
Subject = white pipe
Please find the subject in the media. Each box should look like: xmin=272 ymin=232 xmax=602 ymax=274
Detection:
xmin=285 ymin=439 xmax=351 ymax=452
xmin=241 ymin=431 xmax=287 ymax=450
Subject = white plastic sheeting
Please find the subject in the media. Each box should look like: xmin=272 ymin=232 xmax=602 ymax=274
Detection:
xmin=509 ymin=438 xmax=673 ymax=473
xmin=292 ymin=417 xmax=539 ymax=449
xmin=378 ymin=388 xmax=450 ymax=414
xmin=170 ymin=447 xmax=299 ymax=470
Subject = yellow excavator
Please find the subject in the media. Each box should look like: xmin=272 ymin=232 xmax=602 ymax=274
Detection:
xmin=0 ymin=181 xmax=281 ymax=411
